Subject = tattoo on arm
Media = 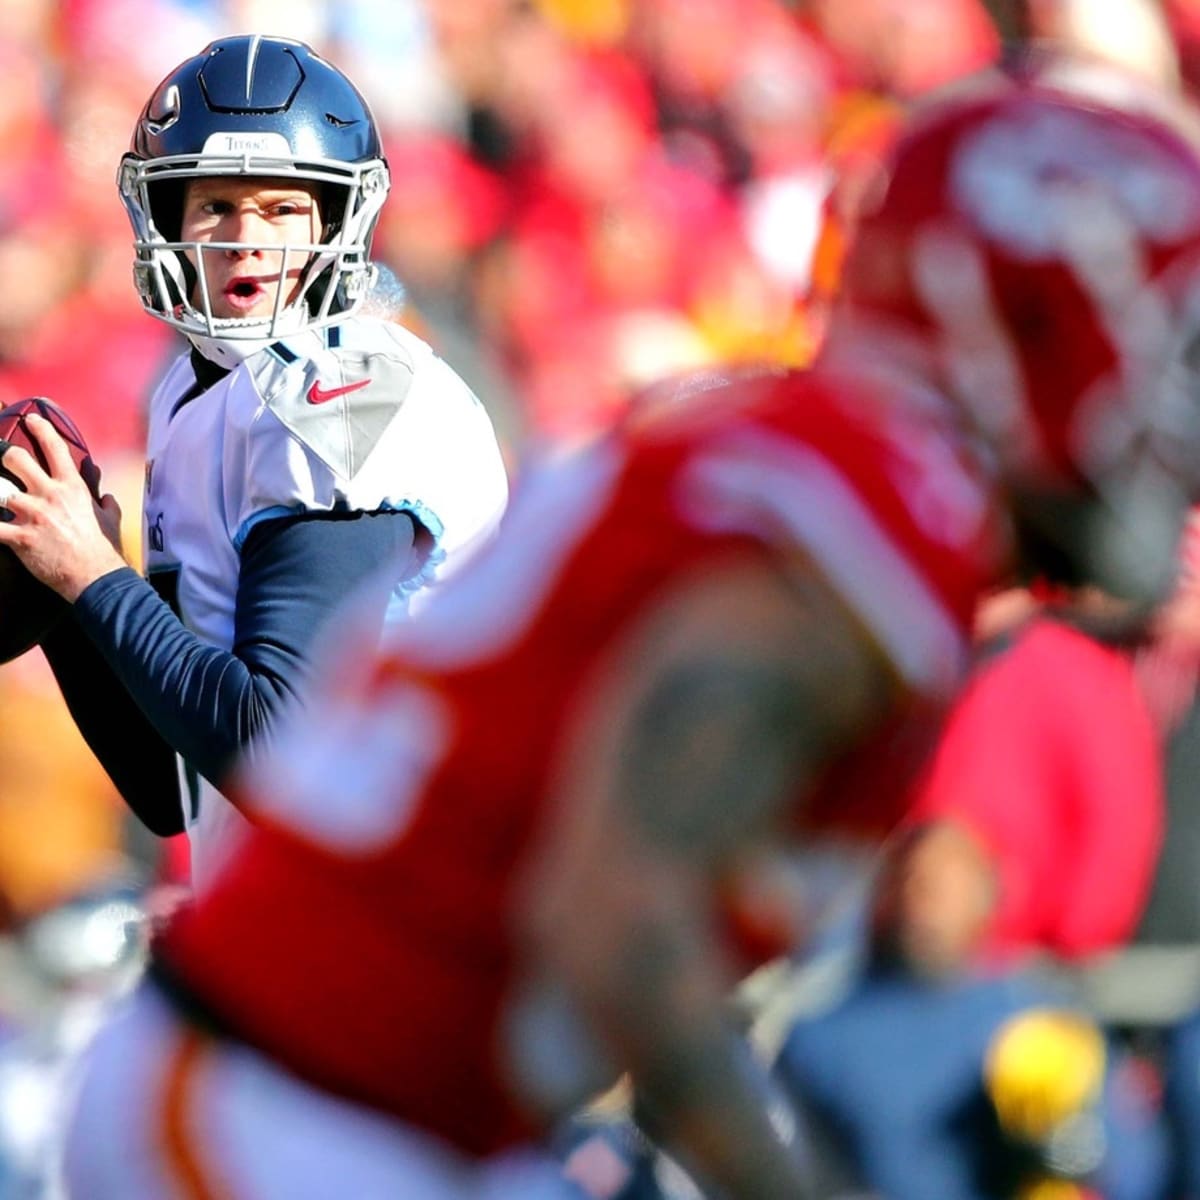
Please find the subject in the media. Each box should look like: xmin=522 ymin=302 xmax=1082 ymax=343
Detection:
xmin=617 ymin=655 xmax=814 ymax=864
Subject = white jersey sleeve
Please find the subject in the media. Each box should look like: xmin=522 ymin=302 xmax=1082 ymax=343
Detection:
xmin=235 ymin=318 xmax=508 ymax=594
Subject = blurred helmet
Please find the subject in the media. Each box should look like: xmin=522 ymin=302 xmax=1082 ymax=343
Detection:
xmin=118 ymin=35 xmax=391 ymax=366
xmin=838 ymin=63 xmax=1200 ymax=600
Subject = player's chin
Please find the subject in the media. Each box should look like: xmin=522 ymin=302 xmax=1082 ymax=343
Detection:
xmin=210 ymin=296 xmax=276 ymax=321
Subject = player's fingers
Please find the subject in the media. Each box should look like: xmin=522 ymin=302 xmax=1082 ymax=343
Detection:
xmin=81 ymin=457 xmax=103 ymax=499
xmin=97 ymin=494 xmax=124 ymax=549
xmin=0 ymin=484 xmax=36 ymax=531
xmin=0 ymin=441 xmax=45 ymax=490
xmin=23 ymin=413 xmax=79 ymax=480
xmin=0 ymin=482 xmax=38 ymax=516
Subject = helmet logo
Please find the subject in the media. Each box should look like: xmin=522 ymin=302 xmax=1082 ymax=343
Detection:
xmin=200 ymin=131 xmax=293 ymax=157
xmin=143 ymin=85 xmax=180 ymax=136
xmin=953 ymin=107 xmax=1200 ymax=260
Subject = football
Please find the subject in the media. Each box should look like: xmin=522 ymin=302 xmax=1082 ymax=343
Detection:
xmin=0 ymin=397 xmax=101 ymax=663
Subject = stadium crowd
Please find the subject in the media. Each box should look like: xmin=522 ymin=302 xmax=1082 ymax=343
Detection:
xmin=4 ymin=0 xmax=1200 ymax=1197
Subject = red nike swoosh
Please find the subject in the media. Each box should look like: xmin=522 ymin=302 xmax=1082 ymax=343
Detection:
xmin=307 ymin=378 xmax=371 ymax=405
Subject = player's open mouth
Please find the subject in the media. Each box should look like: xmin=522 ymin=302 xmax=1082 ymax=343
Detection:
xmin=223 ymin=278 xmax=267 ymax=312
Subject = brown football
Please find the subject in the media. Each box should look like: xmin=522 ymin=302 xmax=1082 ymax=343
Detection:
xmin=0 ymin=398 xmax=101 ymax=663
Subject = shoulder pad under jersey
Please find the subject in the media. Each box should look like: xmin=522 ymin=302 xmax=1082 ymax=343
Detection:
xmin=247 ymin=330 xmax=416 ymax=479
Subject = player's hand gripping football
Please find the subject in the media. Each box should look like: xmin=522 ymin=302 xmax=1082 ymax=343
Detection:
xmin=0 ymin=412 xmax=126 ymax=602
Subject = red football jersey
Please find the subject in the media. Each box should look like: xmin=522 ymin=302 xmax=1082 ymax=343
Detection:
xmin=157 ymin=366 xmax=1009 ymax=1155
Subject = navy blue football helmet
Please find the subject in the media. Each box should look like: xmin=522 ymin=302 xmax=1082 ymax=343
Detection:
xmin=118 ymin=35 xmax=391 ymax=362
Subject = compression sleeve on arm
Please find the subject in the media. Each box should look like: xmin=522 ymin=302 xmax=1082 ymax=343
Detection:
xmin=41 ymin=619 xmax=184 ymax=837
xmin=68 ymin=508 xmax=416 ymax=799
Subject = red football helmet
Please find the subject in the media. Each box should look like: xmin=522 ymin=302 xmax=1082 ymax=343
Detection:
xmin=836 ymin=62 xmax=1200 ymax=600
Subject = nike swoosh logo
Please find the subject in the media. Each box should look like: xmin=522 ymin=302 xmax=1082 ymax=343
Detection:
xmin=307 ymin=378 xmax=371 ymax=405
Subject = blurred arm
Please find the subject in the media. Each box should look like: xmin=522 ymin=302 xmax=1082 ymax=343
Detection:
xmin=524 ymin=557 xmax=897 ymax=1200
xmin=978 ymin=0 xmax=1034 ymax=43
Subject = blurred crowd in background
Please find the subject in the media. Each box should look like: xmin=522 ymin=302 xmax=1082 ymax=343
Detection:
xmin=5 ymin=0 xmax=1200 ymax=1196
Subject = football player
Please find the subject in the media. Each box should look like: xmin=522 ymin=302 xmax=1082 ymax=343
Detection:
xmin=61 ymin=64 xmax=1200 ymax=1199
xmin=0 ymin=36 xmax=509 ymax=887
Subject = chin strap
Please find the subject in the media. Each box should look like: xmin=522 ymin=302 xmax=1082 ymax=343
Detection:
xmin=187 ymin=330 xmax=276 ymax=368
xmin=187 ymin=320 xmax=331 ymax=369
xmin=184 ymin=303 xmax=314 ymax=367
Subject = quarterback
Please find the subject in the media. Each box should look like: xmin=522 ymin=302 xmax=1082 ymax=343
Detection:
xmin=59 ymin=61 xmax=1200 ymax=1200
xmin=0 ymin=36 xmax=509 ymax=887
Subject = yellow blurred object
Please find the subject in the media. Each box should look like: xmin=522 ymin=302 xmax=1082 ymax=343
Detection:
xmin=0 ymin=655 xmax=124 ymax=916
xmin=1017 ymin=1181 xmax=1086 ymax=1200
xmin=531 ymin=0 xmax=631 ymax=45
xmin=985 ymin=1009 xmax=1107 ymax=1142
xmin=689 ymin=288 xmax=822 ymax=370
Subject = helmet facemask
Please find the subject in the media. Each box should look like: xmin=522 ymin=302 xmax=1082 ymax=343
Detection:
xmin=119 ymin=146 xmax=390 ymax=361
xmin=1054 ymin=258 xmax=1200 ymax=603
xmin=914 ymin=222 xmax=1200 ymax=605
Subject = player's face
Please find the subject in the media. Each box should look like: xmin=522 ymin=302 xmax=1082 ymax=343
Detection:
xmin=180 ymin=178 xmax=323 ymax=321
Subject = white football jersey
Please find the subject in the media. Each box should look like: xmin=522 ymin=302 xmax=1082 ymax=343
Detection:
xmin=141 ymin=317 xmax=509 ymax=885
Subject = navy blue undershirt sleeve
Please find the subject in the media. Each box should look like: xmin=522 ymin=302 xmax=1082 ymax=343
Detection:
xmin=49 ymin=509 xmax=416 ymax=833
xmin=41 ymin=619 xmax=183 ymax=836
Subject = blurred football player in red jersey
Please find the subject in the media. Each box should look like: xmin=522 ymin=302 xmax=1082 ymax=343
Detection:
xmin=61 ymin=64 xmax=1200 ymax=1200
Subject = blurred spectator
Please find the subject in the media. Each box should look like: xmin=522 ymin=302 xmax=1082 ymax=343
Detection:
xmin=373 ymin=134 xmax=522 ymax=444
xmin=770 ymin=822 xmax=1168 ymax=1199
xmin=0 ymin=34 xmax=175 ymax=469
xmin=1029 ymin=0 xmax=1180 ymax=87
xmin=761 ymin=582 xmax=1188 ymax=1196
xmin=377 ymin=135 xmax=508 ymax=297
xmin=472 ymin=46 xmax=745 ymax=439
xmin=624 ymin=0 xmax=767 ymax=189
xmin=58 ymin=0 xmax=215 ymax=86
xmin=328 ymin=1 xmax=466 ymax=132
xmin=910 ymin=616 xmax=1164 ymax=964
xmin=0 ymin=197 xmax=174 ymax=463
xmin=1170 ymin=0 xmax=1200 ymax=93
xmin=726 ymin=28 xmax=836 ymax=293
xmin=807 ymin=0 xmax=999 ymax=97
xmin=1161 ymin=1006 xmax=1200 ymax=1198
xmin=534 ymin=0 xmax=633 ymax=48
